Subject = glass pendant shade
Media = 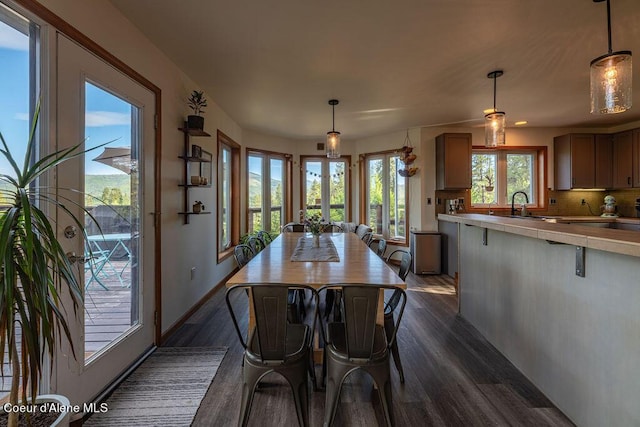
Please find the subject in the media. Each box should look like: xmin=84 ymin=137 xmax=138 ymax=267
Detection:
xmin=326 ymin=131 xmax=341 ymax=158
xmin=590 ymin=51 xmax=632 ymax=114
xmin=484 ymin=111 xmax=506 ymax=147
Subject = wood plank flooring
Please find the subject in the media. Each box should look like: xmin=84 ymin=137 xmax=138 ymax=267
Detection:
xmin=163 ymin=272 xmax=575 ymax=426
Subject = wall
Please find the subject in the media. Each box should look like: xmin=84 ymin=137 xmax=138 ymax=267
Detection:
xmin=36 ymin=0 xmax=242 ymax=332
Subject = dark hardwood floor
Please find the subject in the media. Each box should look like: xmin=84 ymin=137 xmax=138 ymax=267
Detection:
xmin=163 ymin=272 xmax=574 ymax=426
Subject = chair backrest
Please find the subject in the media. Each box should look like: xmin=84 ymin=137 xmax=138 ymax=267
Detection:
xmin=247 ymin=236 xmax=265 ymax=254
xmin=256 ymin=230 xmax=273 ymax=246
xmin=226 ymin=284 xmax=319 ymax=362
xmin=322 ymin=223 xmax=344 ymax=233
xmin=360 ymin=231 xmax=373 ymax=246
xmin=282 ymin=222 xmax=305 ymax=232
xmin=233 ymin=244 xmax=255 ymax=268
xmin=368 ymin=238 xmax=387 ymax=258
xmin=386 ymin=249 xmax=412 ymax=281
xmin=319 ymin=284 xmax=407 ymax=358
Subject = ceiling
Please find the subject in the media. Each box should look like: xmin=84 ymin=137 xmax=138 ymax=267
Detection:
xmin=109 ymin=0 xmax=640 ymax=140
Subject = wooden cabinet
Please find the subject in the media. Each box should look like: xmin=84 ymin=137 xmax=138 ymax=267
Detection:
xmin=554 ymin=134 xmax=595 ymax=189
xmin=612 ymin=130 xmax=633 ymax=189
xmin=178 ymin=126 xmax=212 ymax=224
xmin=436 ymin=133 xmax=471 ymax=190
xmin=594 ymin=134 xmax=612 ymax=189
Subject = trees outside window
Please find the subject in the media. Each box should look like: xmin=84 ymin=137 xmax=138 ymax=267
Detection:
xmin=247 ymin=149 xmax=290 ymax=234
xmin=362 ymin=152 xmax=407 ymax=243
xmin=471 ymin=149 xmax=538 ymax=208
xmin=301 ymin=157 xmax=349 ymax=223
xmin=217 ymin=131 xmax=240 ymax=261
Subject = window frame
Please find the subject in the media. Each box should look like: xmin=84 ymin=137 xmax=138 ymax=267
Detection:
xmin=299 ymin=155 xmax=351 ymax=223
xmin=245 ymin=147 xmax=292 ymax=234
xmin=469 ymin=146 xmax=548 ymax=213
xmin=359 ymin=149 xmax=410 ymax=246
xmin=217 ymin=130 xmax=240 ymax=263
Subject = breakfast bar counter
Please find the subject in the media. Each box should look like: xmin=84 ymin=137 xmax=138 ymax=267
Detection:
xmin=438 ymin=213 xmax=640 ymax=427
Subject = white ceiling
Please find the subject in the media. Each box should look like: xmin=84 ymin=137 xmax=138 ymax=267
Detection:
xmin=109 ymin=0 xmax=640 ymax=140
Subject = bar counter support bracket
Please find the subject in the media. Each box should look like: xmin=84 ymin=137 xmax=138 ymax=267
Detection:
xmin=575 ymin=246 xmax=585 ymax=277
xmin=482 ymin=228 xmax=488 ymax=246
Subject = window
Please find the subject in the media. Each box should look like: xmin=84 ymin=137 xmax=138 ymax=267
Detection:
xmin=247 ymin=148 xmax=291 ymax=234
xmin=471 ymin=148 xmax=545 ymax=209
xmin=301 ymin=156 xmax=350 ymax=222
xmin=362 ymin=151 xmax=408 ymax=244
xmin=217 ymin=130 xmax=240 ymax=262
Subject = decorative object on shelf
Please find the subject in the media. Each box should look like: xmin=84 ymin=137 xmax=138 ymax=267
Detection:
xmin=485 ymin=70 xmax=506 ymax=147
xmin=590 ymin=0 xmax=632 ymax=114
xmin=187 ymin=90 xmax=207 ymax=130
xmin=193 ymin=200 xmax=205 ymax=214
xmin=397 ymin=130 xmax=418 ymax=177
xmin=601 ymin=194 xmax=618 ymax=217
xmin=484 ymin=174 xmax=494 ymax=192
xmin=191 ymin=144 xmax=202 ymax=159
xmin=326 ymin=99 xmax=341 ymax=159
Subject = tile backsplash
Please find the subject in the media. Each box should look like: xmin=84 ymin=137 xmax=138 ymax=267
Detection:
xmin=435 ymin=189 xmax=640 ymax=218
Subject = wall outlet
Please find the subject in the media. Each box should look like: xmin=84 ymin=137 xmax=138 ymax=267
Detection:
xmin=190 ymin=267 xmax=196 ymax=280
xmin=549 ymin=198 xmax=557 ymax=205
xmin=581 ymin=199 xmax=586 ymax=205
xmin=427 ymin=197 xmax=432 ymax=205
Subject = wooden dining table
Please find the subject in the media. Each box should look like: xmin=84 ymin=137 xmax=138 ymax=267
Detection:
xmin=226 ymin=232 xmax=406 ymax=330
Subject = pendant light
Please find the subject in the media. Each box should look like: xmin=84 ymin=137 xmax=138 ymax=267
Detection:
xmin=590 ymin=0 xmax=632 ymax=114
xmin=485 ymin=70 xmax=506 ymax=147
xmin=326 ymin=99 xmax=341 ymax=158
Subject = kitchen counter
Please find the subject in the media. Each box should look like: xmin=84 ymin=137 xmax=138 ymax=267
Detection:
xmin=441 ymin=212 xmax=640 ymax=427
xmin=438 ymin=213 xmax=640 ymax=258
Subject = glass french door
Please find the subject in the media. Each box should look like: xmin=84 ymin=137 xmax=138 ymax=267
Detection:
xmin=302 ymin=157 xmax=348 ymax=222
xmin=54 ymin=34 xmax=156 ymax=406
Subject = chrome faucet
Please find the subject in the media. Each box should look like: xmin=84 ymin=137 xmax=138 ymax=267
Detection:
xmin=511 ymin=191 xmax=529 ymax=216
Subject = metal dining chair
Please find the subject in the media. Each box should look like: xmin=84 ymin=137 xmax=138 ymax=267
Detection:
xmin=318 ymin=284 xmax=407 ymax=426
xmin=360 ymin=230 xmax=373 ymax=246
xmin=256 ymin=230 xmax=273 ymax=247
xmin=233 ymin=244 xmax=255 ymax=268
xmin=368 ymin=237 xmax=387 ymax=258
xmin=246 ymin=236 xmax=265 ymax=254
xmin=282 ymin=222 xmax=305 ymax=232
xmin=383 ymin=249 xmax=412 ymax=383
xmin=226 ymin=284 xmax=319 ymax=427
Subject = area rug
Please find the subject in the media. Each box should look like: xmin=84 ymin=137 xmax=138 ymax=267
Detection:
xmin=85 ymin=347 xmax=227 ymax=426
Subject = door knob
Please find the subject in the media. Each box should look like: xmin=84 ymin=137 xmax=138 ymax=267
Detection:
xmin=64 ymin=225 xmax=78 ymax=239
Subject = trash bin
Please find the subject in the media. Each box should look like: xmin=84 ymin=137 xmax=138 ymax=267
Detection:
xmin=410 ymin=230 xmax=441 ymax=275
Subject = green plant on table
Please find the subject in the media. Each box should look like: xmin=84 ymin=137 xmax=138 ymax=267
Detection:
xmin=300 ymin=210 xmax=324 ymax=235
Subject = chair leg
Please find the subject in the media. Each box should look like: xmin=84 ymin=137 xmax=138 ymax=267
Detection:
xmin=279 ymin=360 xmax=310 ymax=427
xmin=365 ymin=362 xmax=394 ymax=427
xmin=323 ymin=356 xmax=352 ymax=427
xmin=384 ymin=313 xmax=405 ymax=383
xmin=238 ymin=359 xmax=263 ymax=427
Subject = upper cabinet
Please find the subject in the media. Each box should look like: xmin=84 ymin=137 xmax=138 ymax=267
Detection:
xmin=612 ymin=130 xmax=633 ymax=189
xmin=633 ymin=129 xmax=640 ymax=188
xmin=594 ymin=134 xmax=612 ymax=189
xmin=436 ymin=133 xmax=471 ymax=190
xmin=554 ymin=134 xmax=595 ymax=189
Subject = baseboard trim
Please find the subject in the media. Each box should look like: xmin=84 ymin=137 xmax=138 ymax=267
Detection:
xmin=160 ymin=268 xmax=238 ymax=343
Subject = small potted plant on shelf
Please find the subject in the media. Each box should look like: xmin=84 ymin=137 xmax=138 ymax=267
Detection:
xmin=0 ymin=103 xmax=88 ymax=427
xmin=187 ymin=90 xmax=207 ymax=131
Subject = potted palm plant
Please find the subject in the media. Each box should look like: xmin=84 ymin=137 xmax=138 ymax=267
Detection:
xmin=186 ymin=90 xmax=207 ymax=131
xmin=0 ymin=104 xmax=89 ymax=427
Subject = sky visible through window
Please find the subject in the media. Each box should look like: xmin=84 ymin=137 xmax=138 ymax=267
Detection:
xmin=0 ymin=19 xmax=131 ymax=178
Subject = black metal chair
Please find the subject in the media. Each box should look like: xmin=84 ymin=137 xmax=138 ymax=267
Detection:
xmin=256 ymin=230 xmax=273 ymax=247
xmin=247 ymin=236 xmax=265 ymax=254
xmin=383 ymin=249 xmax=412 ymax=383
xmin=233 ymin=244 xmax=255 ymax=268
xmin=368 ymin=237 xmax=387 ymax=258
xmin=283 ymin=222 xmax=305 ymax=232
xmin=226 ymin=284 xmax=319 ymax=427
xmin=360 ymin=230 xmax=373 ymax=246
xmin=318 ymin=284 xmax=407 ymax=426
xmin=322 ymin=223 xmax=344 ymax=233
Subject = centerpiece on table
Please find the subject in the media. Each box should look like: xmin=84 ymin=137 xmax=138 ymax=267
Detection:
xmin=301 ymin=210 xmax=324 ymax=248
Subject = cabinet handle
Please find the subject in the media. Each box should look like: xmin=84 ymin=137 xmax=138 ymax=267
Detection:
xmin=572 ymin=178 xmax=576 ymax=186
xmin=628 ymin=177 xmax=632 ymax=185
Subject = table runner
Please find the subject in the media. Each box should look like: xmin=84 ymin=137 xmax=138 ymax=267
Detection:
xmin=290 ymin=235 xmax=340 ymax=262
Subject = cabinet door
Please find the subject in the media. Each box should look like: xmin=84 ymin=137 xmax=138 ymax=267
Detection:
xmin=436 ymin=133 xmax=471 ymax=190
xmin=570 ymin=134 xmax=595 ymax=188
xmin=594 ymin=134 xmax=612 ymax=189
xmin=612 ymin=131 xmax=633 ymax=189
xmin=634 ymin=129 xmax=640 ymax=188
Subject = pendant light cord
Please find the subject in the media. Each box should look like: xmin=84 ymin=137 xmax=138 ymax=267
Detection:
xmin=493 ymin=74 xmax=497 ymax=111
xmin=332 ymin=104 xmax=335 ymax=132
xmin=606 ymin=0 xmax=612 ymax=54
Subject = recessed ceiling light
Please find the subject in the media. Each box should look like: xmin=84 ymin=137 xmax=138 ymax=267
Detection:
xmin=515 ymin=121 xmax=528 ymax=126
